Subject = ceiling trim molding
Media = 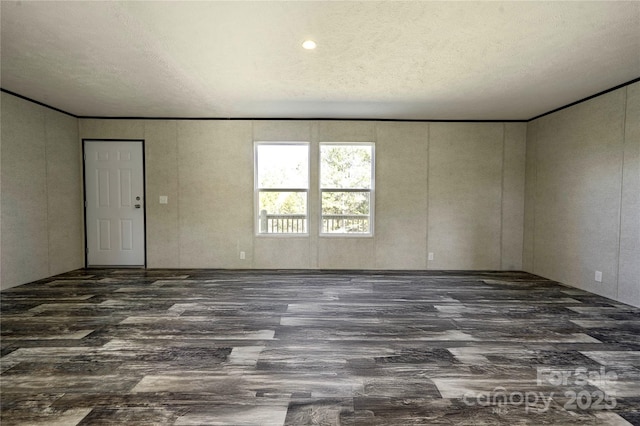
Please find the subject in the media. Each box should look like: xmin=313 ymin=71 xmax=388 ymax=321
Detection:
xmin=0 ymin=88 xmax=78 ymax=118
xmin=3 ymin=77 xmax=639 ymax=123
xmin=528 ymin=77 xmax=640 ymax=122
xmin=75 ymin=116 xmax=527 ymax=123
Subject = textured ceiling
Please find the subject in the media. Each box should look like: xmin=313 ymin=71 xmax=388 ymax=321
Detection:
xmin=1 ymin=1 xmax=639 ymax=120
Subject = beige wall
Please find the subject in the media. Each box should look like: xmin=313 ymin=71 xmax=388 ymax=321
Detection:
xmin=524 ymin=82 xmax=640 ymax=308
xmin=0 ymin=92 xmax=83 ymax=290
xmin=3 ymin=84 xmax=637 ymax=309
xmin=619 ymin=83 xmax=640 ymax=307
xmin=79 ymin=119 xmax=526 ymax=271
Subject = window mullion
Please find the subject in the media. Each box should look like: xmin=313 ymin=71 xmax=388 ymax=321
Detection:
xmin=258 ymin=188 xmax=307 ymax=192
xmin=320 ymin=188 xmax=371 ymax=193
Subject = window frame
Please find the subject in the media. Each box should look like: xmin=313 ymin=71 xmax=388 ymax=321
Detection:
xmin=319 ymin=142 xmax=375 ymax=237
xmin=254 ymin=141 xmax=310 ymax=237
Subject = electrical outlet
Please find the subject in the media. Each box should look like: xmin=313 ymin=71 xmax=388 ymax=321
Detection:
xmin=595 ymin=271 xmax=602 ymax=282
xmin=159 ymin=196 xmax=168 ymax=204
xmin=240 ymin=251 xmax=246 ymax=260
xmin=428 ymin=252 xmax=434 ymax=261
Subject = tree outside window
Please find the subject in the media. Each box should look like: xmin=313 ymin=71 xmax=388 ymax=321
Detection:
xmin=320 ymin=143 xmax=374 ymax=235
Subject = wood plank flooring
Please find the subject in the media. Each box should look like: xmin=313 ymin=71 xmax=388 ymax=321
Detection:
xmin=1 ymin=269 xmax=639 ymax=425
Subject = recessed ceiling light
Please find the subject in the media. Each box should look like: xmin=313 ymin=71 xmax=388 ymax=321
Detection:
xmin=302 ymin=40 xmax=317 ymax=50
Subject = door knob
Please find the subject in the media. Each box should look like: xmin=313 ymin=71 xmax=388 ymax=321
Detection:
xmin=135 ymin=204 xmax=141 ymax=209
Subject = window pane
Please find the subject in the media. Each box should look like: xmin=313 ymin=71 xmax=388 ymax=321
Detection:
xmin=322 ymin=191 xmax=370 ymax=233
xmin=257 ymin=144 xmax=308 ymax=189
xmin=258 ymin=191 xmax=307 ymax=233
xmin=320 ymin=145 xmax=372 ymax=189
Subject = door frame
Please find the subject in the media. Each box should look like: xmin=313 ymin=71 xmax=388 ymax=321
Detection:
xmin=82 ymin=139 xmax=147 ymax=268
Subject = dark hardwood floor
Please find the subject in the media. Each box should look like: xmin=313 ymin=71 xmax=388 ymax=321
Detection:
xmin=1 ymin=269 xmax=639 ymax=425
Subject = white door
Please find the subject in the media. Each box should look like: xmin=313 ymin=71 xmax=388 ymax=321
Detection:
xmin=84 ymin=140 xmax=145 ymax=266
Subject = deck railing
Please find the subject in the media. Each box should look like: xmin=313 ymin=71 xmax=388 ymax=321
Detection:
xmin=321 ymin=214 xmax=369 ymax=234
xmin=259 ymin=211 xmax=369 ymax=234
xmin=259 ymin=212 xmax=306 ymax=234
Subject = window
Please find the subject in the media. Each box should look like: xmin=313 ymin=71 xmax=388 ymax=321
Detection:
xmin=320 ymin=143 xmax=374 ymax=235
xmin=255 ymin=143 xmax=309 ymax=234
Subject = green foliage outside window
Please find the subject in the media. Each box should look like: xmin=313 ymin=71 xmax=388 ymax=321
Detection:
xmin=321 ymin=144 xmax=373 ymax=233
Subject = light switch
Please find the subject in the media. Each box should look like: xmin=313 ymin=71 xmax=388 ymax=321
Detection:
xmin=159 ymin=196 xmax=168 ymax=204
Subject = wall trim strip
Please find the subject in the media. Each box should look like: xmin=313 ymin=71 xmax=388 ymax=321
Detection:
xmin=0 ymin=88 xmax=78 ymax=118
xmin=528 ymin=77 xmax=640 ymax=122
xmin=3 ymin=77 xmax=639 ymax=123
